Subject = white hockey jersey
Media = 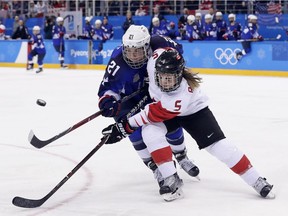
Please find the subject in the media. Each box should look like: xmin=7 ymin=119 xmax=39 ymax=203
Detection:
xmin=128 ymin=48 xmax=209 ymax=128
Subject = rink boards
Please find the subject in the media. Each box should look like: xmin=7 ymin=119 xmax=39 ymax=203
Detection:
xmin=0 ymin=40 xmax=287 ymax=76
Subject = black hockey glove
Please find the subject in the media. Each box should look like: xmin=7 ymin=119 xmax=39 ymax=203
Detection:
xmin=102 ymin=119 xmax=135 ymax=144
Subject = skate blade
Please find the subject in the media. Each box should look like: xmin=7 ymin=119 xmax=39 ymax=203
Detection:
xmin=265 ymin=188 xmax=276 ymax=199
xmin=162 ymin=188 xmax=184 ymax=202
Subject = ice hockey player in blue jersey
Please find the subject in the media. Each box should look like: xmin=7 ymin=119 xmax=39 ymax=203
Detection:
xmin=222 ymin=13 xmax=242 ymax=41
xmin=78 ymin=16 xmax=94 ymax=40
xmin=236 ymin=15 xmax=263 ymax=61
xmin=215 ymin=11 xmax=227 ymax=40
xmin=101 ymin=16 xmax=114 ymax=40
xmin=151 ymin=17 xmax=169 ymax=37
xmin=52 ymin=16 xmax=68 ymax=69
xmin=184 ymin=15 xmax=202 ymax=42
xmin=98 ymin=25 xmax=200 ymax=200
xmin=27 ymin=26 xmax=46 ymax=73
xmin=202 ymin=14 xmax=217 ymax=40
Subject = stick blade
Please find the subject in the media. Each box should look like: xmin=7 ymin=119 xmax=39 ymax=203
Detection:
xmin=12 ymin=196 xmax=45 ymax=208
xmin=28 ymin=130 xmax=51 ymax=149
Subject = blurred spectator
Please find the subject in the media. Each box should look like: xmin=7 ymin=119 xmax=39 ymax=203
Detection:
xmin=200 ymin=0 xmax=212 ymax=10
xmin=184 ymin=0 xmax=199 ymax=10
xmin=195 ymin=12 xmax=203 ymax=30
xmin=0 ymin=24 xmax=10 ymax=40
xmin=149 ymin=5 xmax=165 ymax=33
xmin=208 ymin=7 xmax=216 ymax=21
xmin=44 ymin=16 xmax=54 ymax=39
xmin=35 ymin=1 xmax=47 ymax=18
xmin=178 ymin=8 xmax=190 ymax=28
xmin=222 ymin=13 xmax=242 ymax=40
xmin=12 ymin=1 xmax=21 ymax=16
xmin=122 ymin=10 xmax=134 ymax=33
xmin=151 ymin=17 xmax=169 ymax=36
xmin=13 ymin=15 xmax=20 ymax=33
xmin=12 ymin=19 xmax=30 ymax=39
xmin=108 ymin=0 xmax=120 ymax=16
xmin=215 ymin=11 xmax=227 ymax=40
xmin=135 ymin=1 xmax=148 ymax=16
xmin=28 ymin=1 xmax=37 ymax=18
xmin=202 ymin=13 xmax=217 ymax=40
xmin=102 ymin=16 xmax=114 ymax=40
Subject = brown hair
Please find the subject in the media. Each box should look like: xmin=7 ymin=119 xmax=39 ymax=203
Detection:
xmin=182 ymin=67 xmax=202 ymax=89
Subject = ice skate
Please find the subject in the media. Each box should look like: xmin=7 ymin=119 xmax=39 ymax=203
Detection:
xmin=235 ymin=52 xmax=243 ymax=61
xmin=174 ymin=149 xmax=200 ymax=180
xmin=61 ymin=64 xmax=68 ymax=69
xmin=252 ymin=177 xmax=275 ymax=199
xmin=159 ymin=173 xmax=184 ymax=202
xmin=146 ymin=160 xmax=164 ymax=187
xmin=26 ymin=63 xmax=34 ymax=71
xmin=36 ymin=68 xmax=43 ymax=73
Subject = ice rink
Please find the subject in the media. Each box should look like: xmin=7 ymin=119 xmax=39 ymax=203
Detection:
xmin=1 ymin=67 xmax=288 ymax=216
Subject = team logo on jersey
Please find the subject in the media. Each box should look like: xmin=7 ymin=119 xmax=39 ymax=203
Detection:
xmin=133 ymin=73 xmax=140 ymax=83
xmin=214 ymin=48 xmax=241 ymax=65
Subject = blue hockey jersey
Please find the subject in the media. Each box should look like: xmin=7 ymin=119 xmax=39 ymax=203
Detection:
xmin=52 ymin=24 xmax=66 ymax=46
xmin=30 ymin=33 xmax=46 ymax=54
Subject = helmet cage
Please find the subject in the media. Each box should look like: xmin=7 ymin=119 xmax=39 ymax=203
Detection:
xmin=123 ymin=45 xmax=149 ymax=69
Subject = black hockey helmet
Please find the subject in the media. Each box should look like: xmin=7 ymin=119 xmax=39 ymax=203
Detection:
xmin=155 ymin=48 xmax=185 ymax=92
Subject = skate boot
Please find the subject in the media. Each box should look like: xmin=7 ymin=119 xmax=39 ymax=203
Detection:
xmin=146 ymin=160 xmax=164 ymax=187
xmin=61 ymin=64 xmax=68 ymax=69
xmin=235 ymin=52 xmax=243 ymax=61
xmin=252 ymin=177 xmax=275 ymax=199
xmin=27 ymin=63 xmax=34 ymax=70
xmin=159 ymin=173 xmax=184 ymax=202
xmin=36 ymin=68 xmax=43 ymax=73
xmin=174 ymin=149 xmax=200 ymax=179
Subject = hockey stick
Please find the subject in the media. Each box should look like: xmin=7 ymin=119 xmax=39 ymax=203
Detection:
xmin=12 ymin=135 xmax=109 ymax=208
xmin=275 ymin=17 xmax=288 ymax=32
xmin=28 ymin=88 xmax=145 ymax=148
xmin=12 ymin=95 xmax=148 ymax=208
xmin=237 ymin=34 xmax=282 ymax=42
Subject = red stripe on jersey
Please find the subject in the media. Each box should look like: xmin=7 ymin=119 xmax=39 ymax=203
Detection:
xmin=231 ymin=155 xmax=253 ymax=175
xmin=148 ymin=101 xmax=180 ymax=122
xmin=151 ymin=146 xmax=173 ymax=165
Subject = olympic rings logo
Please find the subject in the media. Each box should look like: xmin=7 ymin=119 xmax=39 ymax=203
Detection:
xmin=214 ymin=48 xmax=242 ymax=65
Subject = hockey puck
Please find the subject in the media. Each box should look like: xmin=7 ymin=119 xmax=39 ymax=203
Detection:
xmin=36 ymin=99 xmax=46 ymax=106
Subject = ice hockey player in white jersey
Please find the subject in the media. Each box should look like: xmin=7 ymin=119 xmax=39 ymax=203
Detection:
xmin=102 ymin=48 xmax=275 ymax=200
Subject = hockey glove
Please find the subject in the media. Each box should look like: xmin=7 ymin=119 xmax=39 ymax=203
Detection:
xmin=59 ymin=32 xmax=64 ymax=37
xmin=258 ymin=35 xmax=264 ymax=41
xmin=98 ymin=95 xmax=121 ymax=117
xmin=102 ymin=119 xmax=135 ymax=144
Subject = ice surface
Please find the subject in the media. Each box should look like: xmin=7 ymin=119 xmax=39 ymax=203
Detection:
xmin=0 ymin=68 xmax=288 ymax=216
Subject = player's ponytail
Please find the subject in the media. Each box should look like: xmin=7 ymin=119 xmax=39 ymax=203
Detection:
xmin=182 ymin=67 xmax=202 ymax=90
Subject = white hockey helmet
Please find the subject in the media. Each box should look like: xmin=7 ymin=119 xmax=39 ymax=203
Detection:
xmin=95 ymin=19 xmax=102 ymax=28
xmin=195 ymin=12 xmax=202 ymax=18
xmin=33 ymin=25 xmax=40 ymax=34
xmin=56 ymin=16 xmax=64 ymax=23
xmin=122 ymin=25 xmax=151 ymax=69
xmin=215 ymin=11 xmax=223 ymax=17
xmin=187 ymin=15 xmax=195 ymax=25
xmin=249 ymin=15 xmax=257 ymax=20
xmin=152 ymin=17 xmax=160 ymax=27
xmin=204 ymin=14 xmax=212 ymax=20
xmin=85 ymin=16 xmax=92 ymax=22
xmin=228 ymin=13 xmax=236 ymax=21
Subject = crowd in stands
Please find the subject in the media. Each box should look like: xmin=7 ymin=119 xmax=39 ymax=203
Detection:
xmin=0 ymin=0 xmax=286 ymax=42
